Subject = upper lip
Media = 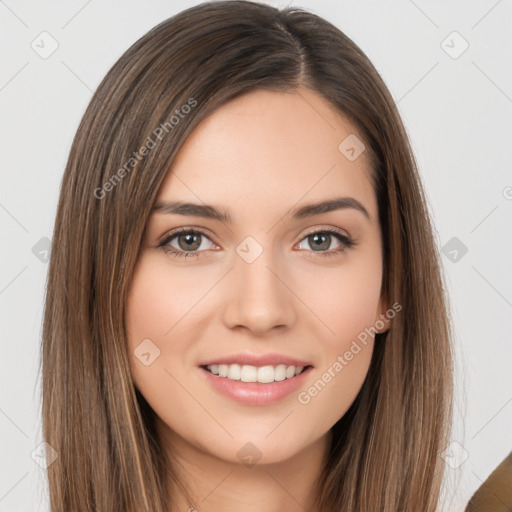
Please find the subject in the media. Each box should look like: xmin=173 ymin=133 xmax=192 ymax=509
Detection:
xmin=199 ymin=353 xmax=313 ymax=368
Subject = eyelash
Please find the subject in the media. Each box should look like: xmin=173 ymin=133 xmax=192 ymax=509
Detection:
xmin=157 ymin=226 xmax=356 ymax=260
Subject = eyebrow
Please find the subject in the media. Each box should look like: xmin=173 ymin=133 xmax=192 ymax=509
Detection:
xmin=152 ymin=196 xmax=371 ymax=222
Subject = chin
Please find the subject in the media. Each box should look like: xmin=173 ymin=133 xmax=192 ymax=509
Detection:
xmin=216 ymin=432 xmax=318 ymax=467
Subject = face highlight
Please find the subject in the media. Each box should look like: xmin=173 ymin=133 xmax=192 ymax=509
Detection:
xmin=126 ymin=87 xmax=388 ymax=471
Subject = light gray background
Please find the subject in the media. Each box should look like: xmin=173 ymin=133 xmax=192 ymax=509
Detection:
xmin=1 ymin=1 xmax=511 ymax=511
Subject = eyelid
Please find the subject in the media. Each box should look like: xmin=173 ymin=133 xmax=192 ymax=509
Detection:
xmin=300 ymin=224 xmax=351 ymax=239
xmin=158 ymin=224 xmax=351 ymax=242
xmin=157 ymin=226 xmax=217 ymax=248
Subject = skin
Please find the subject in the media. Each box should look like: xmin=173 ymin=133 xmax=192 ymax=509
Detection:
xmin=126 ymin=86 xmax=389 ymax=512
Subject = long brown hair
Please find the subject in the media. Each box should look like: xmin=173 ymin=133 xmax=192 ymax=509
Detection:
xmin=41 ymin=1 xmax=454 ymax=510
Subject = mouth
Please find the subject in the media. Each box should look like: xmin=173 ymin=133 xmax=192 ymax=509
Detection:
xmin=198 ymin=363 xmax=314 ymax=405
xmin=197 ymin=353 xmax=314 ymax=404
xmin=201 ymin=363 xmax=313 ymax=384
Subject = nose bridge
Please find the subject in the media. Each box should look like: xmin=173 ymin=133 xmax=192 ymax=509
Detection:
xmin=222 ymin=235 xmax=296 ymax=333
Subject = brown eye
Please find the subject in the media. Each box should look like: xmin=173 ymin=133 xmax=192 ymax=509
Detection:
xmin=297 ymin=228 xmax=355 ymax=256
xmin=158 ymin=228 xmax=215 ymax=258
xmin=307 ymin=232 xmax=332 ymax=251
xmin=175 ymin=232 xmax=202 ymax=251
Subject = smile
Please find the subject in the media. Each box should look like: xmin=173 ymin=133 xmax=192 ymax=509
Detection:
xmin=204 ymin=363 xmax=309 ymax=383
xmin=199 ymin=364 xmax=313 ymax=405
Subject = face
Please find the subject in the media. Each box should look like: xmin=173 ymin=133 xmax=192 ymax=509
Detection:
xmin=126 ymin=87 xmax=388 ymax=466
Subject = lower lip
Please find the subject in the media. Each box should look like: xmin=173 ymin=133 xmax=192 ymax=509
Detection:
xmin=199 ymin=366 xmax=313 ymax=405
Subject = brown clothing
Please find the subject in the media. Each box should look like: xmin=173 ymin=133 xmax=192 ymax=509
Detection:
xmin=464 ymin=451 xmax=512 ymax=512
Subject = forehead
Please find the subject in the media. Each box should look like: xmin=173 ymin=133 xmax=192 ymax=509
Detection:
xmin=156 ymin=87 xmax=377 ymax=222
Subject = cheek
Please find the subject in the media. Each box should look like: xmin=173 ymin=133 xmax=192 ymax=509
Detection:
xmin=296 ymin=247 xmax=383 ymax=350
xmin=296 ymin=337 xmax=374 ymax=437
xmin=291 ymin=250 xmax=381 ymax=421
xmin=126 ymin=255 xmax=215 ymax=346
xmin=125 ymin=256 xmax=200 ymax=394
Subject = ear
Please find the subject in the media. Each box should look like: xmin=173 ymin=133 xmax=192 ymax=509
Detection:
xmin=374 ymin=295 xmax=391 ymax=334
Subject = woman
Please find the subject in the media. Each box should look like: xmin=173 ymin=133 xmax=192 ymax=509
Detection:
xmin=41 ymin=1 xmax=454 ymax=510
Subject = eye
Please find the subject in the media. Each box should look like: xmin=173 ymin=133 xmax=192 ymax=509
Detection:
xmin=157 ymin=226 xmax=356 ymax=260
xmin=157 ymin=227 xmax=216 ymax=259
xmin=296 ymin=228 xmax=356 ymax=257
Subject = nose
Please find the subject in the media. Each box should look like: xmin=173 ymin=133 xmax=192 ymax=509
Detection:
xmin=221 ymin=250 xmax=296 ymax=336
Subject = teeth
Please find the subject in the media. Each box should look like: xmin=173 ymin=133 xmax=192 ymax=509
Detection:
xmin=206 ymin=363 xmax=306 ymax=383
xmin=240 ymin=365 xmax=257 ymax=382
xmin=228 ymin=364 xmax=241 ymax=380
